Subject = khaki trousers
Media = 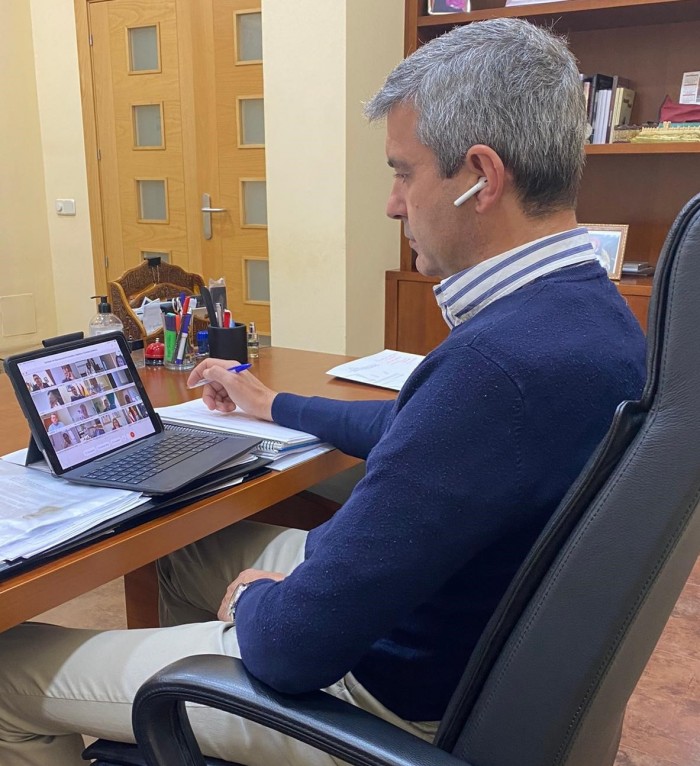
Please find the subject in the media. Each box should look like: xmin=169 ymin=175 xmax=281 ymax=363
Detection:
xmin=0 ymin=521 xmax=436 ymax=766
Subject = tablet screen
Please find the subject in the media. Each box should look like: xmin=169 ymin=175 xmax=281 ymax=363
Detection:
xmin=15 ymin=337 xmax=156 ymax=470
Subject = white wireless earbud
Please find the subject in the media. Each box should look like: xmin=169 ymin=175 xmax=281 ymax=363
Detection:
xmin=453 ymin=177 xmax=488 ymax=207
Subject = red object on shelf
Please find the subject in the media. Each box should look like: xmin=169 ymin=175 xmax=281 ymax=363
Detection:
xmin=659 ymin=95 xmax=700 ymax=122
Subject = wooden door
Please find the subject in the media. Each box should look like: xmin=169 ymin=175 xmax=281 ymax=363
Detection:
xmin=84 ymin=0 xmax=269 ymax=333
xmin=210 ymin=1 xmax=269 ymax=333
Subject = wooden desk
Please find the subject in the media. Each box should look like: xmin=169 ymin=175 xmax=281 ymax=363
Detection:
xmin=0 ymin=347 xmax=393 ymax=633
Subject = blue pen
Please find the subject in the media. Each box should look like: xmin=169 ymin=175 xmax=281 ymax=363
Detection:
xmin=187 ymin=363 xmax=252 ymax=388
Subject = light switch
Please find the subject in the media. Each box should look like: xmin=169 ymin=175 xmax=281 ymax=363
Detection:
xmin=55 ymin=198 xmax=76 ymax=216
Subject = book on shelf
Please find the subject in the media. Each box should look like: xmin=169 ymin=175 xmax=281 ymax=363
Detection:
xmin=582 ymin=73 xmax=635 ymax=144
xmin=592 ymin=88 xmax=612 ymax=145
xmin=608 ymin=77 xmax=635 ymax=142
xmin=582 ymin=77 xmax=591 ymax=115
xmin=582 ymin=73 xmax=614 ymax=143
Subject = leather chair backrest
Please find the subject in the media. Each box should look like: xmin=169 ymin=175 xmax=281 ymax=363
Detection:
xmin=435 ymin=193 xmax=700 ymax=766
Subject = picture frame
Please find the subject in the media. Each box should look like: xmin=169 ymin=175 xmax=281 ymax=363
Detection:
xmin=427 ymin=0 xmax=470 ymax=14
xmin=581 ymin=224 xmax=629 ymax=280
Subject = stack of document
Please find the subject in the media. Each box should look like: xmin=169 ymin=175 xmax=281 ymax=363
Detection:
xmin=326 ymin=349 xmax=424 ymax=391
xmin=158 ymin=400 xmax=328 ymax=466
xmin=0 ymin=460 xmax=148 ymax=562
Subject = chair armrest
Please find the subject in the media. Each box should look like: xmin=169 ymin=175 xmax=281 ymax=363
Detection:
xmin=133 ymin=655 xmax=469 ymax=766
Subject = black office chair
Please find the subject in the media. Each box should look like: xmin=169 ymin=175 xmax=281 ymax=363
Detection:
xmin=84 ymin=193 xmax=700 ymax=766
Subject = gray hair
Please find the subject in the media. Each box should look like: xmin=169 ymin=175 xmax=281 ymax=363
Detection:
xmin=365 ymin=18 xmax=587 ymax=215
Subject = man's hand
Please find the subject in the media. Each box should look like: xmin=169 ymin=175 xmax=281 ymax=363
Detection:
xmin=187 ymin=358 xmax=277 ymax=421
xmin=217 ymin=568 xmax=286 ymax=622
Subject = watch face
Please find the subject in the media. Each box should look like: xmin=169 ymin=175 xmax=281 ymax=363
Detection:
xmin=229 ymin=582 xmax=250 ymax=622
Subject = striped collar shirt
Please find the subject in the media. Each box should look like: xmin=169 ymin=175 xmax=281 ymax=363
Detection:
xmin=434 ymin=228 xmax=598 ymax=329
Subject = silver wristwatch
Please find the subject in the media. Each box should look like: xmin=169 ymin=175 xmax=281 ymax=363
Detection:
xmin=228 ymin=582 xmax=251 ymax=625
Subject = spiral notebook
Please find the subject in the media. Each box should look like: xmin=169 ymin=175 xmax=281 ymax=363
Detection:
xmin=156 ymin=399 xmax=321 ymax=459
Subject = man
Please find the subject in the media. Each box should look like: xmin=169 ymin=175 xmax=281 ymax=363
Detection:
xmin=67 ymin=385 xmax=84 ymax=402
xmin=0 ymin=18 xmax=645 ymax=766
xmin=89 ymin=418 xmax=105 ymax=437
xmin=46 ymin=412 xmax=62 ymax=434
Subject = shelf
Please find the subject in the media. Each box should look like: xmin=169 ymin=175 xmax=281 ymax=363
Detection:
xmin=586 ymin=143 xmax=700 ymax=155
xmin=618 ymin=276 xmax=653 ymax=295
xmin=393 ymin=0 xmax=687 ymax=344
xmin=417 ymin=0 xmax=700 ymax=33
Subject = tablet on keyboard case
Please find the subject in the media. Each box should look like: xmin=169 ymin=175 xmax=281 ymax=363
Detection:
xmin=3 ymin=333 xmax=260 ymax=494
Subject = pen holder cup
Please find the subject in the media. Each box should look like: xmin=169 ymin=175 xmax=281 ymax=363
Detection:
xmin=208 ymin=323 xmax=248 ymax=364
xmin=163 ymin=323 xmax=196 ymax=372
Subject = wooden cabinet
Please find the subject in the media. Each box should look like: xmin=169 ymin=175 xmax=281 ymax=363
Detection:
xmin=386 ymin=0 xmax=699 ymax=354
xmin=386 ymin=270 xmax=653 ymax=355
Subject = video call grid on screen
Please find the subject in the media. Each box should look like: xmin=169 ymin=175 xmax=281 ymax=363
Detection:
xmin=18 ymin=338 xmax=155 ymax=470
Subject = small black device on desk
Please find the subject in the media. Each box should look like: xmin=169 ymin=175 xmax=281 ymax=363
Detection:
xmin=621 ymin=261 xmax=655 ymax=276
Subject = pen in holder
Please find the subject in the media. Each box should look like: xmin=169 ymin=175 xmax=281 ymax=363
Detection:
xmin=208 ymin=323 xmax=248 ymax=363
xmin=163 ymin=312 xmax=196 ymax=371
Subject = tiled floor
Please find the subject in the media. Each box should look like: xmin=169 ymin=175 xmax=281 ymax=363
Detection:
xmin=614 ymin=556 xmax=700 ymax=766
xmin=37 ymin=558 xmax=700 ymax=765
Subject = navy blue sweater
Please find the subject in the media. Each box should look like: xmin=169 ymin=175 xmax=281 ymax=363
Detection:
xmin=235 ymin=263 xmax=646 ymax=721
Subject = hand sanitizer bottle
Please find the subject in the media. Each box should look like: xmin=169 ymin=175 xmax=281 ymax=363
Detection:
xmin=247 ymin=322 xmax=259 ymax=359
xmin=88 ymin=296 xmax=124 ymax=337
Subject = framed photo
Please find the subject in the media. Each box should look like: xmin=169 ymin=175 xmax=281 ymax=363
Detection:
xmin=428 ymin=0 xmax=470 ymax=14
xmin=581 ymin=224 xmax=629 ymax=280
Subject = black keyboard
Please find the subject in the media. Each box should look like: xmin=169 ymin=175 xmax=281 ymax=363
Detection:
xmin=83 ymin=430 xmax=227 ymax=483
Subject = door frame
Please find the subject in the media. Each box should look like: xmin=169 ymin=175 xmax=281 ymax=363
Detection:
xmin=74 ymin=0 xmax=107 ymax=293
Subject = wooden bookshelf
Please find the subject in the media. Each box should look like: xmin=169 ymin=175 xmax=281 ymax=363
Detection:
xmin=387 ymin=0 xmax=700 ymax=353
xmin=586 ymin=144 xmax=700 ymax=155
xmin=414 ymin=0 xmax=700 ymax=34
xmin=386 ymin=270 xmax=653 ymax=356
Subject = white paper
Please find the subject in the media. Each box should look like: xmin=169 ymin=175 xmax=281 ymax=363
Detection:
xmin=157 ymin=399 xmax=319 ymax=446
xmin=268 ymin=444 xmax=334 ymax=471
xmin=326 ymin=349 xmax=424 ymax=391
xmin=142 ymin=299 xmax=164 ymax=335
xmin=0 ymin=460 xmax=147 ymax=561
xmin=680 ymin=71 xmax=700 ymax=105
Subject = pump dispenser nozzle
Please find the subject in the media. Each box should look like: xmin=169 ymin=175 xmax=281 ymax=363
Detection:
xmin=88 ymin=295 xmax=123 ymax=336
xmin=91 ymin=295 xmax=114 ymax=314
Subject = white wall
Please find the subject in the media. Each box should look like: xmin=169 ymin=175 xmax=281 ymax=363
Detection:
xmin=30 ymin=0 xmax=95 ymax=337
xmin=263 ymin=2 xmax=348 ymax=353
xmin=0 ymin=0 xmax=56 ymax=355
xmin=345 ymin=0 xmax=404 ymax=356
xmin=0 ymin=0 xmax=94 ymax=358
xmin=263 ymin=0 xmax=403 ymax=356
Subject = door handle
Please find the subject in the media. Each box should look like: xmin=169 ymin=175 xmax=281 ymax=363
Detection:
xmin=201 ymin=193 xmax=227 ymax=239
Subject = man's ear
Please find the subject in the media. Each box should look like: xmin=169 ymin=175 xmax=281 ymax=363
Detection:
xmin=463 ymin=145 xmax=505 ymax=210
